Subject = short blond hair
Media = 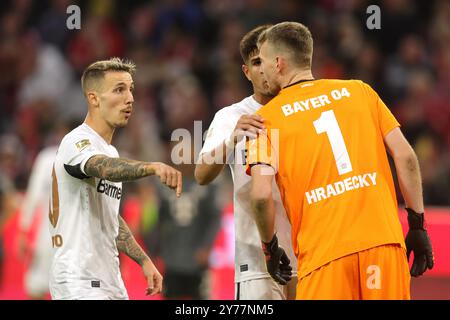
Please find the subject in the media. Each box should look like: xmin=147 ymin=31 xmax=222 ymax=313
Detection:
xmin=81 ymin=57 xmax=136 ymax=95
xmin=258 ymin=22 xmax=313 ymax=69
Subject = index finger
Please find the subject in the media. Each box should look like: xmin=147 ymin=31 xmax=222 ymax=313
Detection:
xmin=176 ymin=171 xmax=182 ymax=197
xmin=241 ymin=114 xmax=264 ymax=122
xmin=248 ymin=114 xmax=264 ymax=122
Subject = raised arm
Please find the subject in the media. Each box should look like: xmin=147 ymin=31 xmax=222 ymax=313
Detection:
xmin=195 ymin=114 xmax=265 ymax=185
xmin=195 ymin=143 xmax=228 ymax=185
xmin=116 ymin=216 xmax=163 ymax=295
xmin=84 ymin=155 xmax=182 ymax=197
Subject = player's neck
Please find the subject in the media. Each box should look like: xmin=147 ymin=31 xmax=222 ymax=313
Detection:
xmin=252 ymin=92 xmax=273 ymax=105
xmin=283 ymin=70 xmax=314 ymax=88
xmin=84 ymin=114 xmax=115 ymax=144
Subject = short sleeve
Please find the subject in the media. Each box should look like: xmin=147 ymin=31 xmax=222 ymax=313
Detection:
xmin=363 ymin=82 xmax=400 ymax=137
xmin=59 ymin=135 xmax=107 ymax=179
xmin=377 ymin=97 xmax=400 ymax=137
xmin=245 ymin=129 xmax=278 ymax=176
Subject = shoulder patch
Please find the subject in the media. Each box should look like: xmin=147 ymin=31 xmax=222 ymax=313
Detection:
xmin=75 ymin=139 xmax=91 ymax=151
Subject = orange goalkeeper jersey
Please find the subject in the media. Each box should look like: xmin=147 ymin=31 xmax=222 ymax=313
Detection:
xmin=246 ymin=79 xmax=406 ymax=279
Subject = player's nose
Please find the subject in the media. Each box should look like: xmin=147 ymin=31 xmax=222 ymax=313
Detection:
xmin=126 ymin=89 xmax=134 ymax=104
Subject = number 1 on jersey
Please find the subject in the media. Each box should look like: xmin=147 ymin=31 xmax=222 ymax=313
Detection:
xmin=313 ymin=110 xmax=353 ymax=175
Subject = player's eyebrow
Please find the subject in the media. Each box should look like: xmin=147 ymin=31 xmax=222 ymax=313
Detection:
xmin=114 ymin=82 xmax=134 ymax=88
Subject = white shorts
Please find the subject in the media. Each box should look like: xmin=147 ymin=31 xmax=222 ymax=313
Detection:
xmin=50 ymin=280 xmax=129 ymax=300
xmin=50 ymin=289 xmax=129 ymax=300
xmin=235 ymin=277 xmax=297 ymax=300
xmin=53 ymin=293 xmax=128 ymax=300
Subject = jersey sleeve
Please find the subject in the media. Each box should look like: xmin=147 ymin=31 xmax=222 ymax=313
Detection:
xmin=363 ymin=82 xmax=400 ymax=137
xmin=245 ymin=128 xmax=278 ymax=176
xmin=59 ymin=135 xmax=107 ymax=179
xmin=199 ymin=110 xmax=236 ymax=155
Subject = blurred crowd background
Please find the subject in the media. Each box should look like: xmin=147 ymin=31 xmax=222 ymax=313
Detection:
xmin=0 ymin=0 xmax=449 ymax=299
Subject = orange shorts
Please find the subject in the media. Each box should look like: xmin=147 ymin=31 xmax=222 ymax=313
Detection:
xmin=296 ymin=244 xmax=410 ymax=300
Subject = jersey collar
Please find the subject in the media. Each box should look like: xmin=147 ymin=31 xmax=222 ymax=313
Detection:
xmin=82 ymin=123 xmax=110 ymax=146
xmin=282 ymin=78 xmax=317 ymax=90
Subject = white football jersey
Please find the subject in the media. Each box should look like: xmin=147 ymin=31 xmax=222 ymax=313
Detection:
xmin=20 ymin=145 xmax=57 ymax=295
xmin=49 ymin=123 xmax=128 ymax=300
xmin=200 ymin=96 xmax=297 ymax=283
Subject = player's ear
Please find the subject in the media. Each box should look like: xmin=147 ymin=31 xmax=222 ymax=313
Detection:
xmin=276 ymin=56 xmax=284 ymax=74
xmin=242 ymin=64 xmax=251 ymax=81
xmin=86 ymin=91 xmax=100 ymax=108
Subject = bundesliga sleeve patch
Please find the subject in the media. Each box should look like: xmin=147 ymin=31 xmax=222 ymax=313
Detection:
xmin=75 ymin=139 xmax=91 ymax=151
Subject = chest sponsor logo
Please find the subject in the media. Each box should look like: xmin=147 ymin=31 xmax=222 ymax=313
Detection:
xmin=97 ymin=179 xmax=122 ymax=200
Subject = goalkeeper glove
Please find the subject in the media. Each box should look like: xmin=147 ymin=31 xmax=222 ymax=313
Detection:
xmin=405 ymin=208 xmax=434 ymax=277
xmin=261 ymin=234 xmax=292 ymax=285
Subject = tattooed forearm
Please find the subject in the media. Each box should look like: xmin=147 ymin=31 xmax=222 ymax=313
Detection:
xmin=116 ymin=216 xmax=149 ymax=266
xmin=85 ymin=155 xmax=152 ymax=182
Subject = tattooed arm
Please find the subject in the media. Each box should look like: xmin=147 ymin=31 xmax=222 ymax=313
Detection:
xmin=117 ymin=216 xmax=163 ymax=295
xmin=85 ymin=155 xmax=152 ymax=182
xmin=116 ymin=215 xmax=149 ymax=265
xmin=84 ymin=155 xmax=182 ymax=196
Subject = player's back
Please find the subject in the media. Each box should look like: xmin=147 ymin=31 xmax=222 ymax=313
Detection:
xmin=255 ymin=79 xmax=405 ymax=279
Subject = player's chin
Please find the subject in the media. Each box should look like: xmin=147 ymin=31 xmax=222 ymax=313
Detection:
xmin=268 ymin=86 xmax=280 ymax=96
xmin=114 ymin=120 xmax=129 ymax=128
xmin=260 ymin=83 xmax=272 ymax=96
